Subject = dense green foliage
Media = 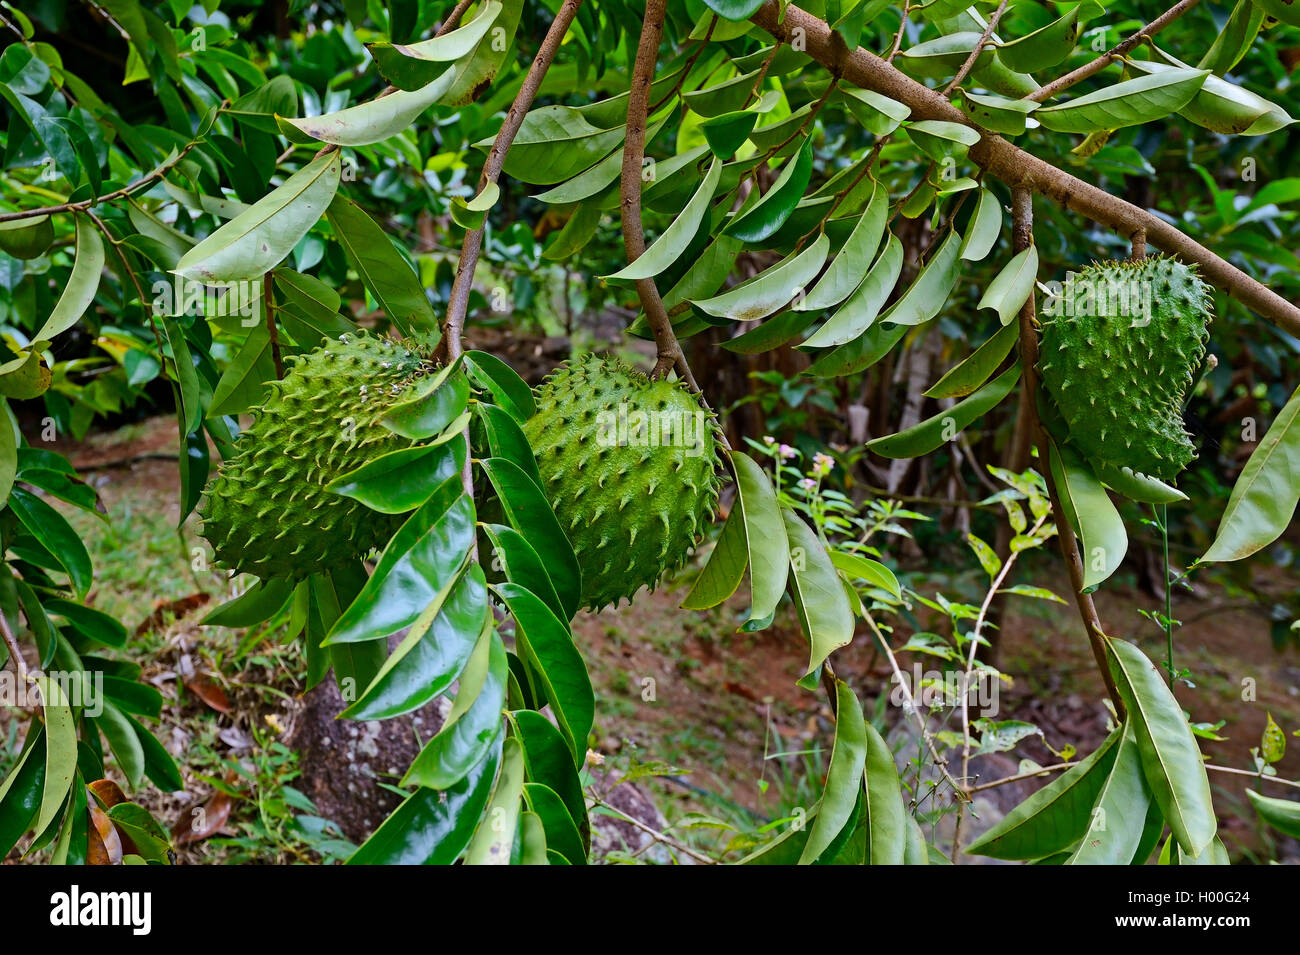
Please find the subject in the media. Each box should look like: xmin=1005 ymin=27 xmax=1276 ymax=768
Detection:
xmin=1 ymin=0 xmax=1298 ymax=865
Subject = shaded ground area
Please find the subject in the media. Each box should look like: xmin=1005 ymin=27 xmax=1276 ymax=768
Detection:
xmin=4 ymin=414 xmax=1298 ymax=863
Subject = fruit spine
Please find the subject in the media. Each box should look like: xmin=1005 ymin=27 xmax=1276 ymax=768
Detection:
xmin=201 ymin=331 xmax=433 ymax=579
xmin=523 ymin=355 xmax=723 ymax=610
xmin=1038 ymin=256 xmax=1211 ymax=482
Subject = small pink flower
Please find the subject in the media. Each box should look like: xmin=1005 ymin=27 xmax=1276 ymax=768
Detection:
xmin=800 ymin=477 xmax=817 ymax=491
xmin=763 ymin=435 xmax=776 ymax=445
xmin=813 ymin=453 xmax=834 ymax=476
xmin=779 ymin=444 xmax=796 ymax=460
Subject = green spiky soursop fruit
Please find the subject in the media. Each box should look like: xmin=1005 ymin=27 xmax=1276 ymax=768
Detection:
xmin=1038 ymin=256 xmax=1211 ymax=482
xmin=523 ymin=355 xmax=723 ymax=610
xmin=201 ymin=331 xmax=435 ymax=579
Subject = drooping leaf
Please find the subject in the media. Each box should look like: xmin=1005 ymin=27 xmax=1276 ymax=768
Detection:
xmin=604 ymin=158 xmax=722 ymax=283
xmin=1035 ymin=68 xmax=1210 ymax=133
xmin=725 ymin=137 xmax=814 ymax=243
xmin=326 ymin=193 xmax=436 ymax=334
xmin=867 ymin=362 xmax=1020 ymax=459
xmin=1106 ymin=637 xmax=1217 ymax=859
xmin=176 ymin=151 xmax=341 ymax=282
xmin=1047 ymin=439 xmax=1126 ymax=590
xmin=783 ymin=509 xmax=855 ymax=688
xmin=36 ymin=213 xmax=103 ymax=341
xmin=966 ymin=727 xmax=1121 ymax=859
xmin=285 ymin=69 xmax=456 ymax=145
xmin=1199 ymin=385 xmax=1300 ymax=563
xmin=1066 ymin=723 xmax=1151 ymax=864
xmin=801 ymin=234 xmax=903 ymax=348
xmin=800 ymin=680 xmax=868 ymax=864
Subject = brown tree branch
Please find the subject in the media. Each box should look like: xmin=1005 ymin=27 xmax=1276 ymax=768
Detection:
xmin=622 ymin=0 xmax=688 ymax=382
xmin=1011 ymin=186 xmax=1124 ymax=715
xmin=0 ymin=610 xmax=29 ymax=685
xmin=747 ymin=1 xmax=1300 ymax=340
xmin=1027 ymin=0 xmax=1204 ymax=104
xmin=263 ymin=273 xmax=284 ymax=379
xmin=441 ymin=0 xmax=584 ymax=364
xmin=0 ymin=137 xmax=207 ymax=224
xmin=942 ymin=0 xmax=1008 ymax=97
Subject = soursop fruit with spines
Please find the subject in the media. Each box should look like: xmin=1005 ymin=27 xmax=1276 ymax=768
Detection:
xmin=1038 ymin=256 xmax=1211 ymax=482
xmin=201 ymin=330 xmax=435 ymax=579
xmin=523 ymin=354 xmax=723 ymax=610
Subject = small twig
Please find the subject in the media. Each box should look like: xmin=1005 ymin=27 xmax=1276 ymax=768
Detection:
xmin=263 ymin=273 xmax=283 ymax=379
xmin=886 ymin=2 xmax=910 ymax=62
xmin=0 ymin=137 xmax=207 ymax=224
xmin=942 ymin=0 xmax=1007 ymax=97
xmin=1027 ymin=0 xmax=1203 ymax=103
xmin=621 ymin=0 xmax=684 ymax=381
xmin=1204 ymin=764 xmax=1300 ymax=791
xmin=967 ymin=760 xmax=1078 ymax=794
xmin=0 ymin=611 xmax=29 ymax=685
xmin=1131 ymin=227 xmax=1148 ymax=261
xmin=590 ymin=796 xmax=718 ymax=864
xmin=438 ymin=0 xmax=474 ymax=34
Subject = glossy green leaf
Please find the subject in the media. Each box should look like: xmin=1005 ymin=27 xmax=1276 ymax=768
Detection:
xmin=202 ymin=577 xmax=295 ymax=628
xmin=997 ymin=7 xmax=1080 ymax=73
xmin=208 ymin=322 xmax=273 ymax=418
xmin=682 ymin=68 xmax=763 ymax=117
xmin=0 ymin=728 xmax=44 ymax=857
xmin=862 ymin=721 xmax=907 ymax=864
xmin=605 ymin=158 xmax=722 ymax=283
xmin=45 ymin=599 xmax=127 ymax=649
xmin=841 ymin=86 xmax=911 ymax=136
xmin=479 ymin=457 xmax=580 ymax=619
xmin=1036 ymin=68 xmax=1210 ymax=133
xmin=829 ymin=550 xmax=901 ymax=599
xmin=123 ymin=712 xmax=183 ymax=792
xmin=700 ymin=0 xmax=765 ymax=19
xmin=494 ymin=583 xmax=593 ymax=767
xmin=1107 ymin=637 xmax=1217 ymax=858
xmin=328 ymin=433 xmax=466 ymax=514
xmin=348 ymin=736 xmax=501 ymax=864
xmin=1093 ymin=459 xmax=1187 ymax=505
xmin=783 ymin=509 xmax=855 ymax=688
xmin=326 ymin=193 xmax=435 ymax=334
xmin=9 ymin=486 xmax=91 ymax=598
xmin=519 ymin=811 xmax=548 ymax=864
xmin=977 ymin=245 xmax=1038 ymax=326
xmin=958 ymin=89 xmax=1041 ymax=136
xmin=966 ymin=727 xmax=1121 ymax=859
xmin=465 ymin=736 xmax=524 ymax=864
xmin=1200 ymin=385 xmax=1300 ymax=563
xmin=464 ymin=351 xmax=535 ymax=422
xmin=961 ymin=187 xmax=1003 ymax=262
xmin=176 ymin=151 xmax=340 ymax=282
xmin=1129 ymin=59 xmax=1271 ymax=135
xmin=897 ymin=32 xmax=993 ymax=79
xmin=798 ymin=185 xmax=888 ymax=312
xmin=867 ymin=362 xmax=1020 ymax=459
xmin=805 ymin=320 xmax=910 ymax=378
xmin=512 ymin=709 xmax=588 ymax=849
xmin=367 ymin=1 xmax=502 ymax=90
xmin=879 ymin=230 xmax=963 ymax=327
xmin=1246 ymin=789 xmax=1300 ymax=839
xmin=97 ymin=701 xmax=146 ymax=790
xmin=1199 ymin=0 xmax=1265 ymax=75
xmin=731 ymin=450 xmax=789 ymax=623
xmin=523 ymin=782 xmax=586 ymax=864
xmin=801 ymin=234 xmax=903 ymax=348
xmin=1067 ymin=723 xmax=1151 ymax=864
xmin=800 ymin=680 xmax=867 ymax=863
xmin=908 ymin=120 xmax=981 ymax=164
xmin=36 ymin=213 xmax=103 ymax=341
xmin=695 ymin=233 xmax=829 ymax=320
xmin=925 ymin=321 xmax=1019 ymax=399
xmin=381 ymin=366 xmax=469 ymax=441
xmin=324 ymin=481 xmax=472 ymax=644
xmin=725 ymin=137 xmax=814 ymax=243
xmin=287 ymin=69 xmax=455 ymax=145
xmin=343 ymin=564 xmax=487 ymax=720
xmin=700 ymin=110 xmax=759 ymax=160
xmin=482 ymin=524 xmax=563 ymax=620
xmin=681 ymin=503 xmax=747 ymax=610
xmin=32 ymin=676 xmax=76 ymax=837
xmin=484 ymin=106 xmax=624 ymax=186
xmin=1047 ymin=439 xmax=1126 ymax=589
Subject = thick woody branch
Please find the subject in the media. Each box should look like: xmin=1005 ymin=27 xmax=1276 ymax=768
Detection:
xmin=1012 ymin=187 xmax=1124 ymax=715
xmin=622 ymin=0 xmax=687 ymax=382
xmin=749 ymin=1 xmax=1300 ymax=340
xmin=442 ymin=0 xmax=584 ymax=362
